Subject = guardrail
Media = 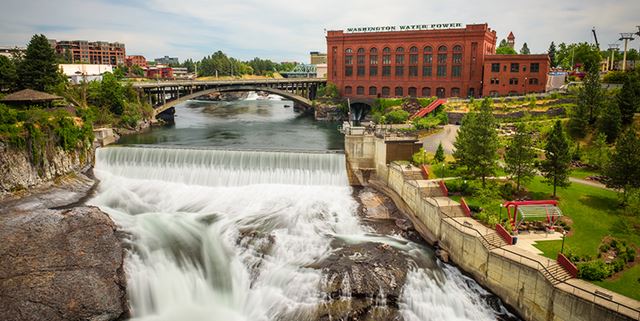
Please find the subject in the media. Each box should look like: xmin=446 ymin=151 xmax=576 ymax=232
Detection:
xmin=459 ymin=197 xmax=472 ymax=217
xmin=438 ymin=180 xmax=448 ymax=196
xmin=557 ymin=253 xmax=578 ymax=278
xmin=496 ymin=224 xmax=515 ymax=245
xmin=420 ymin=165 xmax=430 ymax=179
xmin=386 ymin=163 xmax=640 ymax=320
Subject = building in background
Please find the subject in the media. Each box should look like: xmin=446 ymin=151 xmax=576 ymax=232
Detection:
xmin=482 ymin=54 xmax=549 ymax=96
xmin=310 ymin=51 xmax=327 ymax=64
xmin=154 ymin=56 xmax=179 ymax=65
xmin=49 ymin=40 xmax=125 ymax=65
xmin=126 ymin=55 xmax=148 ymax=68
xmin=145 ymin=65 xmax=174 ymax=79
xmin=326 ymin=23 xmax=549 ymax=98
xmin=172 ymin=67 xmax=189 ymax=79
xmin=0 ymin=46 xmax=26 ymax=59
xmin=58 ymin=64 xmax=113 ymax=84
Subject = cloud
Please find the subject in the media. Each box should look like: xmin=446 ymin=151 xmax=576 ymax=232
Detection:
xmin=1 ymin=0 xmax=639 ymax=62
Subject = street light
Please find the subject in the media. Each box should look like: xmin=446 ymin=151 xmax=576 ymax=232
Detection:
xmin=560 ymin=230 xmax=568 ymax=254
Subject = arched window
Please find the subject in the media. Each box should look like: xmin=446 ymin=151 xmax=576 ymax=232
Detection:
xmin=438 ymin=45 xmax=447 ymax=52
xmin=408 ymin=87 xmax=417 ymax=97
xmin=395 ymin=47 xmax=405 ymax=65
xmin=382 ymin=47 xmax=391 ymax=65
xmin=437 ymin=46 xmax=447 ymax=77
xmin=395 ymin=86 xmax=404 ymax=97
xmin=344 ymin=86 xmax=352 ymax=95
xmin=451 ymin=87 xmax=461 ymax=97
xmin=453 ymin=45 xmax=462 ymax=52
xmin=381 ymin=86 xmax=390 ymax=97
xmin=370 ymin=47 xmax=378 ymax=65
xmin=345 ymin=48 xmax=353 ymax=53
xmin=424 ymin=46 xmax=433 ymax=53
xmin=396 ymin=47 xmax=404 ymax=53
xmin=422 ymin=87 xmax=431 ymax=97
xmin=357 ymin=48 xmax=365 ymax=54
xmin=369 ymin=86 xmax=377 ymax=96
xmin=409 ymin=46 xmax=419 ymax=65
xmin=436 ymin=87 xmax=446 ymax=98
xmin=357 ymin=48 xmax=365 ymax=65
xmin=452 ymin=45 xmax=463 ymax=65
xmin=345 ymin=47 xmax=353 ymax=65
xmin=383 ymin=47 xmax=391 ymax=53
xmin=370 ymin=47 xmax=378 ymax=54
xmin=356 ymin=86 xmax=364 ymax=95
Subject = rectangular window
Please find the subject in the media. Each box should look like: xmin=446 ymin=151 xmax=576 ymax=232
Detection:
xmin=509 ymin=78 xmax=519 ymax=85
xmin=345 ymin=66 xmax=353 ymax=76
xmin=370 ymin=55 xmax=378 ymax=65
xmin=345 ymin=56 xmax=353 ymax=65
xmin=369 ymin=66 xmax=378 ymax=76
xmin=396 ymin=54 xmax=404 ymax=65
xmin=409 ymin=54 xmax=418 ymax=65
xmin=382 ymin=66 xmax=391 ymax=76
xmin=357 ymin=66 xmax=365 ymax=76
xmin=510 ymin=63 xmax=519 ymax=72
xmin=437 ymin=54 xmax=447 ymax=64
xmin=382 ymin=55 xmax=391 ymax=65
xmin=422 ymin=66 xmax=432 ymax=77
xmin=409 ymin=66 xmax=418 ymax=77
xmin=423 ymin=54 xmax=433 ymax=64
xmin=437 ymin=65 xmax=446 ymax=77
xmin=453 ymin=53 xmax=462 ymax=64
xmin=490 ymin=78 xmax=500 ymax=85
xmin=530 ymin=63 xmax=540 ymax=72
xmin=452 ymin=65 xmax=461 ymax=77
xmin=395 ymin=66 xmax=404 ymax=76
xmin=491 ymin=63 xmax=500 ymax=72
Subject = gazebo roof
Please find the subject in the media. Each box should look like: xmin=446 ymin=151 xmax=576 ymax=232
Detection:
xmin=0 ymin=89 xmax=63 ymax=103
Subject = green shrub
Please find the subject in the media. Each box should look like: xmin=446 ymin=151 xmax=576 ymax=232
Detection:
xmin=578 ymin=260 xmax=611 ymax=281
xmin=384 ymin=110 xmax=410 ymax=124
xmin=412 ymin=147 xmax=429 ymax=166
xmin=602 ymin=71 xmax=627 ymax=84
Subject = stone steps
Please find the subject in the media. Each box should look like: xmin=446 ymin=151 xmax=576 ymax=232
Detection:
xmin=540 ymin=263 xmax=574 ymax=285
xmin=480 ymin=233 xmax=508 ymax=250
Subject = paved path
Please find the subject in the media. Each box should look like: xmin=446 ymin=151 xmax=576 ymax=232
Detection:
xmin=568 ymin=177 xmax=614 ymax=191
xmin=422 ymin=125 xmax=459 ymax=154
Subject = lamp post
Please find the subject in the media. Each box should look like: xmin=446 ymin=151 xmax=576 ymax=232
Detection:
xmin=560 ymin=230 xmax=567 ymax=254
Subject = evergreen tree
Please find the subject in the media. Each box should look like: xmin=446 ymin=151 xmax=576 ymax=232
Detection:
xmin=585 ymin=133 xmax=610 ymax=170
xmin=606 ymin=128 xmax=640 ymax=204
xmin=434 ymin=142 xmax=445 ymax=163
xmin=499 ymin=39 xmax=508 ymax=48
xmin=505 ymin=123 xmax=536 ymax=192
xmin=453 ymin=98 xmax=499 ymax=186
xmin=597 ymin=100 xmax=622 ymax=143
xmin=548 ymin=42 xmax=557 ymax=67
xmin=17 ymin=34 xmax=64 ymax=92
xmin=577 ymin=66 xmax=604 ymax=124
xmin=0 ymin=55 xmax=18 ymax=91
xmin=520 ymin=42 xmax=531 ymax=55
xmin=567 ymin=101 xmax=589 ymax=138
xmin=617 ymin=74 xmax=640 ymax=125
xmin=540 ymin=121 xmax=572 ymax=197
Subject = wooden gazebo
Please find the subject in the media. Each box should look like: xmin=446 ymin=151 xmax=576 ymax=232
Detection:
xmin=0 ymin=89 xmax=63 ymax=107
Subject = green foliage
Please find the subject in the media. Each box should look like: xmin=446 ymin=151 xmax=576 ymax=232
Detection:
xmin=603 ymin=71 xmax=627 ymax=84
xmin=578 ymin=260 xmax=611 ymax=281
xmin=417 ymin=97 xmax=437 ymax=107
xmin=434 ymin=143 xmax=445 ymax=163
xmin=617 ymin=73 xmax=640 ymax=125
xmin=597 ymin=100 xmax=622 ymax=143
xmin=131 ymin=65 xmax=145 ymax=77
xmin=198 ymin=50 xmax=253 ymax=77
xmin=413 ymin=108 xmax=447 ymax=130
xmin=520 ymin=42 xmax=531 ymax=55
xmin=505 ymin=123 xmax=537 ymax=191
xmin=453 ymin=98 xmax=499 ymax=186
xmin=585 ymin=133 xmax=610 ymax=170
xmin=384 ymin=110 xmax=410 ymax=124
xmin=17 ymin=34 xmax=65 ymax=92
xmin=0 ymin=55 xmax=18 ymax=91
xmin=412 ymin=147 xmax=429 ymax=165
xmin=496 ymin=46 xmax=517 ymax=55
xmin=548 ymin=42 xmax=557 ymax=67
xmin=579 ymin=67 xmax=605 ymax=124
xmin=539 ymin=120 xmax=572 ymax=197
xmin=322 ymin=82 xmax=340 ymax=99
xmin=606 ymin=128 xmax=640 ymax=204
xmin=555 ymin=42 xmax=602 ymax=71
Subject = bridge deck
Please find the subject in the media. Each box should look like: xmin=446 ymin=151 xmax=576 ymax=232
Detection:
xmin=132 ymin=78 xmax=326 ymax=89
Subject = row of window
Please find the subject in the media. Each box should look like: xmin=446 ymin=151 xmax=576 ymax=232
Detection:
xmin=489 ymin=78 xmax=540 ymax=85
xmin=490 ymin=63 xmax=540 ymax=73
xmin=346 ymin=52 xmax=462 ymax=66
xmin=345 ymin=45 xmax=462 ymax=55
xmin=345 ymin=65 xmax=462 ymax=77
xmin=344 ymin=86 xmax=464 ymax=98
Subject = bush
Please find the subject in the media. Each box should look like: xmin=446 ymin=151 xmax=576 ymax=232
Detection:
xmin=384 ymin=110 xmax=410 ymax=124
xmin=412 ymin=147 xmax=429 ymax=166
xmin=602 ymin=71 xmax=627 ymax=84
xmin=578 ymin=260 xmax=611 ymax=281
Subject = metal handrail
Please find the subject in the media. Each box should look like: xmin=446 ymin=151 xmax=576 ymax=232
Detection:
xmin=387 ymin=164 xmax=640 ymax=319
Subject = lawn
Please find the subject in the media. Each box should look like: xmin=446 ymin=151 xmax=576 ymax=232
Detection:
xmin=593 ymin=264 xmax=640 ymax=301
xmin=570 ymin=167 xmax=600 ymax=180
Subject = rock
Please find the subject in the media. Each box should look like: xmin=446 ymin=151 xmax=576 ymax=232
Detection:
xmin=0 ymin=207 xmax=126 ymax=321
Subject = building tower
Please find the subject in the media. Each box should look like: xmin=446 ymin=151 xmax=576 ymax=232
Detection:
xmin=507 ymin=32 xmax=515 ymax=49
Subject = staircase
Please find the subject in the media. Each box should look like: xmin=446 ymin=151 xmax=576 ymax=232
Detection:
xmin=479 ymin=233 xmax=508 ymax=250
xmin=410 ymin=98 xmax=447 ymax=119
xmin=540 ymin=262 xmax=574 ymax=285
xmin=403 ymin=171 xmax=425 ymax=181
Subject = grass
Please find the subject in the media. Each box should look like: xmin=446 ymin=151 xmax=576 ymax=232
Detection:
xmin=593 ymin=264 xmax=640 ymax=301
xmin=570 ymin=167 xmax=600 ymax=180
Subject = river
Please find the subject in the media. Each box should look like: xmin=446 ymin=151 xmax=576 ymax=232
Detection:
xmin=88 ymin=95 xmax=520 ymax=320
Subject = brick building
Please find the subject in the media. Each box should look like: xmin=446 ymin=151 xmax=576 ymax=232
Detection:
xmin=126 ymin=55 xmax=148 ymax=68
xmin=49 ymin=39 xmax=125 ymax=66
xmin=326 ymin=24 xmax=549 ymax=99
xmin=482 ymin=54 xmax=549 ymax=96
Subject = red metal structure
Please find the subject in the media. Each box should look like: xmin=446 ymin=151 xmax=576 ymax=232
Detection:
xmin=410 ymin=98 xmax=447 ymax=119
xmin=460 ymin=197 xmax=472 ymax=217
xmin=420 ymin=164 xmax=430 ymax=179
xmin=503 ymin=200 xmax=561 ymax=233
xmin=438 ymin=180 xmax=448 ymax=197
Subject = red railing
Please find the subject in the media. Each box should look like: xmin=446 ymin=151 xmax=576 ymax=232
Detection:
xmin=495 ymin=224 xmax=514 ymax=245
xmin=460 ymin=197 xmax=472 ymax=217
xmin=438 ymin=180 xmax=448 ymax=196
xmin=420 ymin=164 xmax=430 ymax=179
xmin=557 ymin=253 xmax=579 ymax=278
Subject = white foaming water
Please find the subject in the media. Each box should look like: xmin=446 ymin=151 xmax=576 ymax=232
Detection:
xmin=244 ymin=91 xmax=283 ymax=101
xmin=90 ymin=146 xmax=509 ymax=321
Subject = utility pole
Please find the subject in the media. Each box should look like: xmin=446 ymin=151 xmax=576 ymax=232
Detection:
xmin=619 ymin=33 xmax=635 ymax=71
xmin=608 ymin=44 xmax=619 ymax=70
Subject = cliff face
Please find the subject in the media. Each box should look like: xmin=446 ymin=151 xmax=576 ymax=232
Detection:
xmin=0 ymin=143 xmax=93 ymax=196
xmin=0 ymin=206 xmax=127 ymax=321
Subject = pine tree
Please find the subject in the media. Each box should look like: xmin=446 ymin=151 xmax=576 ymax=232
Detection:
xmin=585 ymin=133 xmax=610 ymax=170
xmin=0 ymin=55 xmax=17 ymax=91
xmin=617 ymin=75 xmax=640 ymax=125
xmin=17 ymin=34 xmax=64 ymax=92
xmin=577 ymin=66 xmax=604 ymax=124
xmin=520 ymin=42 xmax=531 ymax=55
xmin=567 ymin=101 xmax=589 ymax=138
xmin=453 ymin=98 xmax=499 ymax=186
xmin=434 ymin=142 xmax=445 ymax=163
xmin=597 ymin=99 xmax=622 ymax=143
xmin=548 ymin=42 xmax=557 ymax=67
xmin=505 ymin=123 xmax=536 ymax=192
xmin=499 ymin=39 xmax=508 ymax=48
xmin=606 ymin=128 xmax=640 ymax=205
xmin=540 ymin=121 xmax=572 ymax=197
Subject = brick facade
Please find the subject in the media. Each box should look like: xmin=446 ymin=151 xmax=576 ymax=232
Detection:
xmin=482 ymin=55 xmax=550 ymax=96
xmin=126 ymin=55 xmax=148 ymax=68
xmin=49 ymin=40 xmax=125 ymax=66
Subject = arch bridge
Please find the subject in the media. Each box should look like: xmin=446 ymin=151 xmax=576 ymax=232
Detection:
xmin=131 ymin=78 xmax=326 ymax=118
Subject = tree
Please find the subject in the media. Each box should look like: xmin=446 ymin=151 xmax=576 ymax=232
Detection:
xmin=548 ymin=42 xmax=557 ymax=67
xmin=88 ymin=72 xmax=125 ymax=115
xmin=505 ymin=123 xmax=536 ymax=192
xmin=597 ymin=99 xmax=622 ymax=143
xmin=579 ymin=66 xmax=605 ymax=124
xmin=453 ymin=98 xmax=499 ymax=186
xmin=520 ymin=42 xmax=531 ymax=55
xmin=131 ymin=65 xmax=145 ymax=77
xmin=434 ymin=142 xmax=445 ymax=163
xmin=17 ymin=34 xmax=64 ymax=92
xmin=555 ymin=42 xmax=601 ymax=71
xmin=540 ymin=121 xmax=572 ymax=197
xmin=0 ymin=55 xmax=18 ymax=91
xmin=585 ymin=133 xmax=610 ymax=170
xmin=606 ymin=128 xmax=640 ymax=205
xmin=617 ymin=74 xmax=640 ymax=125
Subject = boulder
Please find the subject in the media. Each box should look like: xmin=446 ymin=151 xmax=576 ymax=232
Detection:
xmin=0 ymin=206 xmax=126 ymax=321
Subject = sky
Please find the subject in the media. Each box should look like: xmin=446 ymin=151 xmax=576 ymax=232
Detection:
xmin=1 ymin=0 xmax=639 ymax=63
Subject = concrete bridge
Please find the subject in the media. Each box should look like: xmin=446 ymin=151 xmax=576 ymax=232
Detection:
xmin=131 ymin=78 xmax=326 ymax=119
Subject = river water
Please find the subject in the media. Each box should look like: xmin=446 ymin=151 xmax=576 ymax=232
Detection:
xmin=89 ymin=96 xmax=520 ymax=320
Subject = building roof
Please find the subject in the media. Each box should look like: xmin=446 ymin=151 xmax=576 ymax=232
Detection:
xmin=0 ymin=89 xmax=63 ymax=103
xmin=507 ymin=31 xmax=515 ymax=40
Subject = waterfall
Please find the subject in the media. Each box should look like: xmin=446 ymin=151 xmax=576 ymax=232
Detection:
xmin=90 ymin=146 xmax=516 ymax=321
